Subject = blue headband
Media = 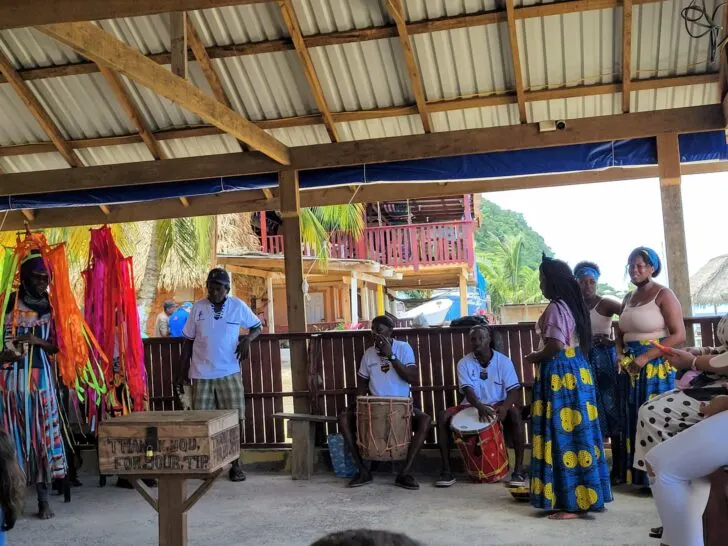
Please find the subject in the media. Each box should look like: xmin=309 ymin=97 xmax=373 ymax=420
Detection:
xmin=639 ymin=247 xmax=661 ymax=270
xmin=576 ymin=266 xmax=600 ymax=281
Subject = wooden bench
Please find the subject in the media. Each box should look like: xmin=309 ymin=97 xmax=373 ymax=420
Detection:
xmin=272 ymin=413 xmax=338 ymax=480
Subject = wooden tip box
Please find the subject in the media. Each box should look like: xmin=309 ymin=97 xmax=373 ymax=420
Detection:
xmin=98 ymin=410 xmax=240 ymax=476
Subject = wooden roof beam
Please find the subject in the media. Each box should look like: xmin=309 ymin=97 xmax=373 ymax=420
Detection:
xmin=5 ymin=159 xmax=728 ymax=231
xmin=98 ymin=65 xmax=165 ymax=160
xmin=170 ymin=12 xmax=188 ymax=80
xmin=385 ymin=0 xmax=432 ymax=132
xmin=505 ymin=0 xmax=527 ymax=123
xmin=278 ymin=0 xmax=339 ymax=142
xmin=0 ymin=105 xmax=722 ymax=197
xmin=37 ymin=22 xmax=290 ymax=165
xmin=622 ymin=0 xmax=633 ymax=113
xmin=0 ymin=50 xmax=79 ymax=167
xmin=186 ymin=17 xmax=231 ymax=108
xmin=0 ymin=72 xmax=716 ymax=160
xmin=1 ymin=0 xmax=664 ymax=84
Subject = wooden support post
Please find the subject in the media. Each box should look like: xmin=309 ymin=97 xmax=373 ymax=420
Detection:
xmin=342 ymin=287 xmax=351 ymax=323
xmin=259 ymin=211 xmax=267 ymax=252
xmin=287 ymin=419 xmax=315 ymax=480
xmin=361 ymin=284 xmax=371 ymax=321
xmin=158 ymin=477 xmax=187 ymax=546
xmin=459 ymin=270 xmax=468 ymax=317
xmin=279 ymin=169 xmax=308 ymax=418
xmin=266 ymin=275 xmax=275 ymax=333
xmin=350 ymin=273 xmax=359 ymax=325
xmin=376 ymin=284 xmax=385 ymax=316
xmin=170 ymin=12 xmax=188 ymax=79
xmin=657 ymin=133 xmax=693 ymax=320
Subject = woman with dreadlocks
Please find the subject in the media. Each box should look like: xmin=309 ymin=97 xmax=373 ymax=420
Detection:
xmin=617 ymin=246 xmax=684 ymax=487
xmin=524 ymin=256 xmax=612 ymax=519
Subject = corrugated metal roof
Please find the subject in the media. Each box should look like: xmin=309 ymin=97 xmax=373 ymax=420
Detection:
xmin=0 ymin=152 xmax=68 ymax=173
xmin=0 ymin=0 xmax=722 ymax=173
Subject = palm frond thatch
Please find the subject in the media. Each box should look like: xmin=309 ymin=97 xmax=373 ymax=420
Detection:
xmin=691 ymin=254 xmax=728 ymax=307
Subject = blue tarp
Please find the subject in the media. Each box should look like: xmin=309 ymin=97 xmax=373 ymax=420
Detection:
xmin=3 ymin=131 xmax=727 ymax=211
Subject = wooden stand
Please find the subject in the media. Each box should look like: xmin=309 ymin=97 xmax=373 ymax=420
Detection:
xmin=129 ymin=470 xmax=221 ymax=546
xmin=98 ymin=410 xmax=240 ymax=545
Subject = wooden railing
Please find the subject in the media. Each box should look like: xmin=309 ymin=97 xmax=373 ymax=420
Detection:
xmin=143 ymin=316 xmax=723 ymax=448
xmin=261 ymin=220 xmax=475 ymax=268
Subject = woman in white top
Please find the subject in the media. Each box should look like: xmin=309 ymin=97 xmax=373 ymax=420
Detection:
xmin=574 ymin=262 xmax=624 ymax=483
xmin=617 ymin=247 xmax=685 ymax=487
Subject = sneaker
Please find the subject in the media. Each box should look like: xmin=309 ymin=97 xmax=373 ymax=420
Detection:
xmin=435 ymin=473 xmax=456 ymax=488
xmin=506 ymin=472 xmax=527 ymax=488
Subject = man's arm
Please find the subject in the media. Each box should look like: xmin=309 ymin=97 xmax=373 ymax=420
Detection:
xmin=390 ymin=358 xmax=419 ymax=385
xmin=179 ymin=339 xmax=193 ymax=384
xmin=357 ymin=377 xmax=370 ymax=396
xmin=462 ymin=386 xmax=496 ymax=421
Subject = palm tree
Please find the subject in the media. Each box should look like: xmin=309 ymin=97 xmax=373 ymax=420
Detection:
xmin=478 ymin=234 xmax=543 ymax=311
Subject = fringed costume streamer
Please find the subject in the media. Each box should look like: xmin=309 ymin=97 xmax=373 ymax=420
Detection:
xmin=83 ymin=226 xmax=147 ymax=415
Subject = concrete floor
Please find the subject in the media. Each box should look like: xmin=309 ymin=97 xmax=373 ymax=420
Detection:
xmin=9 ymin=471 xmax=660 ymax=546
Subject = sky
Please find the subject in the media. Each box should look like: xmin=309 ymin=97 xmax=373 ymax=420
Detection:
xmin=483 ymin=172 xmax=728 ymax=293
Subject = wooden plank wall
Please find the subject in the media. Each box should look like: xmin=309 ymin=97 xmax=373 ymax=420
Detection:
xmin=143 ymin=316 xmax=723 ymax=448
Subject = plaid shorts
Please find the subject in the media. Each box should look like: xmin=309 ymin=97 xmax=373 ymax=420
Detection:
xmin=192 ymin=372 xmax=245 ymax=421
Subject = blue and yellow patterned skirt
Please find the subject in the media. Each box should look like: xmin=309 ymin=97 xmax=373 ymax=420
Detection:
xmin=622 ymin=339 xmax=675 ymax=487
xmin=530 ymin=347 xmax=613 ymax=512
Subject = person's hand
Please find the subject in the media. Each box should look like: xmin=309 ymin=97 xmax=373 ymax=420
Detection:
xmin=476 ymin=403 xmax=496 ymax=423
xmin=497 ymin=405 xmax=509 ymax=422
xmin=701 ymin=395 xmax=728 ymax=418
xmin=523 ymin=352 xmax=540 ymax=364
xmin=634 ymin=354 xmax=650 ymax=369
xmin=686 ymin=347 xmax=704 ymax=356
xmin=663 ymin=348 xmax=695 ymax=370
xmin=0 ymin=349 xmax=22 ymax=364
xmin=236 ymin=337 xmax=252 ymax=361
xmin=16 ymin=333 xmax=42 ymax=346
xmin=374 ymin=334 xmax=393 ymax=358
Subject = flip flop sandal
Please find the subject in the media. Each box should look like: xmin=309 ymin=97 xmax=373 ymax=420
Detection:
xmin=395 ymin=474 xmax=420 ymax=490
xmin=649 ymin=526 xmax=663 ymax=539
xmin=229 ymin=466 xmax=247 ymax=482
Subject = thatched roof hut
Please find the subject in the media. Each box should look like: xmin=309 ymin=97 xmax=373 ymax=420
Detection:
xmin=691 ymin=255 xmax=728 ymax=309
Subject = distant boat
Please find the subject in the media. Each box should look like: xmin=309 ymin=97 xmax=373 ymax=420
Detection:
xmin=400 ymin=298 xmax=453 ymax=326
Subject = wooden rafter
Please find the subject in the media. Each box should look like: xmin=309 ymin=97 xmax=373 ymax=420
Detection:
xmin=720 ymin=6 xmax=728 ymax=128
xmin=0 ymin=0 xmax=663 ymax=85
xmin=98 ymin=66 xmax=165 ymax=160
xmin=0 ymin=50 xmax=79 ymax=167
xmin=622 ymin=0 xmax=633 ymax=113
xmin=0 ymin=105 xmax=721 ymax=197
xmin=277 ymin=0 xmax=338 ymax=142
xmin=505 ymin=0 xmax=527 ymax=123
xmin=38 ymin=22 xmax=290 ymax=165
xmin=186 ymin=17 xmax=231 ymax=108
xmin=385 ymin=0 xmax=431 ymax=132
xmin=0 ymin=72 xmax=716 ymax=160
xmin=170 ymin=12 xmax=188 ymax=80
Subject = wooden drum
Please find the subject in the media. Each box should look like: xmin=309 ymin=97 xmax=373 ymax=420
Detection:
xmin=356 ymin=396 xmax=412 ymax=461
xmin=451 ymin=407 xmax=509 ymax=483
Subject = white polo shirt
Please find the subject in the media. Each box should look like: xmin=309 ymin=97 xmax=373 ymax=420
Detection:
xmin=183 ymin=296 xmax=262 ymax=380
xmin=357 ymin=339 xmax=416 ymax=397
xmin=457 ymin=351 xmax=521 ymax=406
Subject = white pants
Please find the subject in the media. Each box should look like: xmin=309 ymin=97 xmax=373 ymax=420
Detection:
xmin=646 ymin=410 xmax=728 ymax=546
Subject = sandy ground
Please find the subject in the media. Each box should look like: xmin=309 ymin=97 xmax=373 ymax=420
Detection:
xmin=9 ymin=472 xmax=659 ymax=546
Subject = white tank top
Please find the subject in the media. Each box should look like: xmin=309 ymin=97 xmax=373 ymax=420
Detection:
xmin=590 ymin=305 xmax=613 ymax=337
xmin=619 ymin=289 xmax=668 ymax=342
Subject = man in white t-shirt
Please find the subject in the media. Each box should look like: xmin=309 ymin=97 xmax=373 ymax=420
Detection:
xmin=179 ymin=268 xmax=262 ymax=482
xmin=338 ymin=315 xmax=432 ymax=490
xmin=435 ymin=325 xmax=525 ymax=488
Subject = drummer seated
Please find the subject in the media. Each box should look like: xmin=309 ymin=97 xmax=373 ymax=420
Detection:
xmin=435 ymin=325 xmax=526 ymax=488
xmin=338 ymin=315 xmax=432 ymax=490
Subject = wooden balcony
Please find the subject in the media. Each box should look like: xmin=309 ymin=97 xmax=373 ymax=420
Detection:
xmin=262 ymin=220 xmax=476 ymax=268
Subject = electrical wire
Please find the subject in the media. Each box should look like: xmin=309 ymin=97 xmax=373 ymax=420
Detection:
xmin=680 ymin=0 xmax=727 ymax=63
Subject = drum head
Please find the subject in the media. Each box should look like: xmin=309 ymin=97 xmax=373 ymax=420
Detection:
xmin=451 ymin=406 xmax=491 ymax=433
